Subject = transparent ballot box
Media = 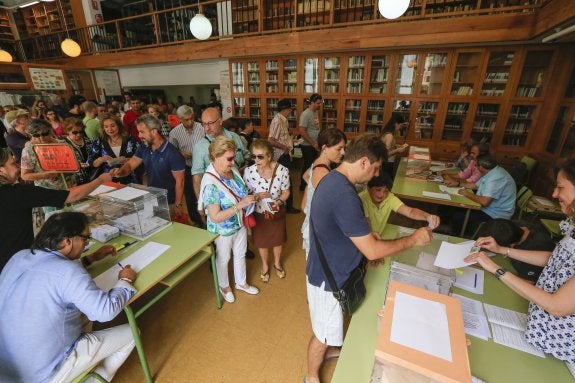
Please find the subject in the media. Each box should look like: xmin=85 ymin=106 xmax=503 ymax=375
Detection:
xmin=389 ymin=261 xmax=454 ymax=296
xmin=98 ymin=184 xmax=171 ymax=240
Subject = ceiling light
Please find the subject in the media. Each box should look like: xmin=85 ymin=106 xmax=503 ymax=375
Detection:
xmin=378 ymin=0 xmax=410 ymax=19
xmin=0 ymin=48 xmax=13 ymax=62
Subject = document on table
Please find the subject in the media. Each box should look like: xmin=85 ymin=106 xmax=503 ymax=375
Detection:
xmin=533 ymin=196 xmax=554 ymax=207
xmin=105 ymin=186 xmax=149 ymax=201
xmin=454 ymin=267 xmax=485 ymax=294
xmin=451 ymin=294 xmax=491 ymax=340
xmin=422 ymin=191 xmax=451 ymax=200
xmin=390 ymin=291 xmax=453 ymax=362
xmin=433 ymin=240 xmax=477 ymax=269
xmin=483 ymin=303 xmax=545 ymax=358
xmin=439 ymin=184 xmax=464 ymax=195
xmin=93 ymin=241 xmax=170 ymax=292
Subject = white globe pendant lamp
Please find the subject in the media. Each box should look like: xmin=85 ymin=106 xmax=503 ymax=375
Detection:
xmin=61 ymin=38 xmax=82 ymax=57
xmin=378 ymin=0 xmax=410 ymax=20
xmin=0 ymin=48 xmax=13 ymax=62
xmin=189 ymin=13 xmax=212 ymax=40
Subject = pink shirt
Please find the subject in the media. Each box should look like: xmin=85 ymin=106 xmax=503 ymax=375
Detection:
xmin=458 ymin=159 xmax=482 ymax=183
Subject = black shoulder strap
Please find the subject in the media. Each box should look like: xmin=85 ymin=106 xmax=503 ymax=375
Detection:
xmin=310 ymin=217 xmax=338 ymax=292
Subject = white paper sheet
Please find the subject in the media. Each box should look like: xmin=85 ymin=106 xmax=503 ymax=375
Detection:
xmin=533 ymin=196 xmax=554 ymax=207
xmin=105 ymin=186 xmax=150 ymax=201
xmin=422 ymin=191 xmax=451 ymax=200
xmin=433 ymin=241 xmax=476 ymax=269
xmin=454 ymin=267 xmax=485 ymax=295
xmin=439 ymin=185 xmax=464 ymax=195
xmin=390 ymin=291 xmax=453 ymax=362
xmin=93 ymin=241 xmax=170 ymax=292
xmin=451 ymin=294 xmax=491 ymax=340
xmin=88 ymin=184 xmax=118 ymax=197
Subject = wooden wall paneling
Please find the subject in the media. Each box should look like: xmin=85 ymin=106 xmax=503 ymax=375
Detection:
xmin=533 ymin=0 xmax=575 ymax=38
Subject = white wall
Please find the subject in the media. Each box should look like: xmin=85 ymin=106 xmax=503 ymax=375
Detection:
xmin=117 ymin=60 xmax=229 ymax=87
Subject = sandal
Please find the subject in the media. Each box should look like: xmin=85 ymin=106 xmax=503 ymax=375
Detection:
xmin=260 ymin=271 xmax=270 ymax=283
xmin=273 ymin=265 xmax=286 ymax=279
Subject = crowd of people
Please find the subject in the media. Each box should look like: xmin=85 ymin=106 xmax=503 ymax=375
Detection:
xmin=0 ymin=91 xmax=574 ymax=383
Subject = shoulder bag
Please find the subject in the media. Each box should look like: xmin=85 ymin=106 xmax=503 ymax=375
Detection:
xmin=310 ymin=217 xmax=366 ymax=315
xmin=206 ymin=171 xmax=256 ymax=228
xmin=263 ymin=163 xmax=286 ymax=221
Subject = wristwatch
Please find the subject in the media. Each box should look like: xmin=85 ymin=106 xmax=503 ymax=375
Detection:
xmin=495 ymin=268 xmax=507 ymax=279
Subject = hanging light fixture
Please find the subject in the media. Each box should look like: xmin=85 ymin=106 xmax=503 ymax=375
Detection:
xmin=0 ymin=47 xmax=13 ymax=62
xmin=57 ymin=0 xmax=81 ymax=57
xmin=378 ymin=0 xmax=410 ymax=20
xmin=189 ymin=0 xmax=212 ymax=40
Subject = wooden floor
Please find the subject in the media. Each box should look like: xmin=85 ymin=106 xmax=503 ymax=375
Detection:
xmin=112 ymin=188 xmax=337 ymax=383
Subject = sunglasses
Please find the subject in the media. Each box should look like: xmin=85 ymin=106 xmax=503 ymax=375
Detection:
xmin=32 ymin=132 xmax=51 ymax=138
xmin=252 ymin=154 xmax=266 ymax=160
xmin=225 ymin=155 xmax=235 ymax=162
xmin=70 ymin=131 xmax=83 ymax=135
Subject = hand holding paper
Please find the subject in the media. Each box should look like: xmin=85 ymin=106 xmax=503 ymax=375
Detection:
xmin=464 ymin=251 xmax=500 ymax=274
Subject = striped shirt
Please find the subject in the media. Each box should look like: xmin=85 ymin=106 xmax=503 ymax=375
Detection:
xmin=168 ymin=122 xmax=205 ymax=167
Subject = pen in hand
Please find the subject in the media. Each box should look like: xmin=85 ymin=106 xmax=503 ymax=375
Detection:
xmin=117 ymin=262 xmax=125 ymax=269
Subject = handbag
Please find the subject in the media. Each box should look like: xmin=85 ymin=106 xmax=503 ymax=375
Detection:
xmin=263 ymin=163 xmax=285 ymax=221
xmin=310 ymin=217 xmax=366 ymax=315
xmin=206 ymin=171 xmax=255 ymax=229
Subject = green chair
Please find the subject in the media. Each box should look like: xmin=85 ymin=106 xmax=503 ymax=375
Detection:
xmin=515 ymin=187 xmax=533 ymax=220
xmin=520 ymin=156 xmax=537 ymax=185
xmin=540 ymin=218 xmax=561 ymax=240
xmin=70 ymin=366 xmax=109 ymax=383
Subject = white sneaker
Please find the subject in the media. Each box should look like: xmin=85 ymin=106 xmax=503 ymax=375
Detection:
xmin=235 ymin=284 xmax=259 ymax=295
xmin=219 ymin=288 xmax=235 ymax=303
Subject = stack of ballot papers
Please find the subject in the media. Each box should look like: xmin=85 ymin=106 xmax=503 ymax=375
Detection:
xmin=483 ymin=304 xmax=545 ymax=358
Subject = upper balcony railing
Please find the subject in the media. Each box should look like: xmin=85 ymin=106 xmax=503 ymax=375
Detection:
xmin=6 ymin=0 xmax=543 ymax=62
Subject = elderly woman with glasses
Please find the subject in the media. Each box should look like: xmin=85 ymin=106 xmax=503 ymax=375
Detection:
xmin=198 ymin=135 xmax=262 ymax=304
xmin=64 ymin=117 xmax=92 ymax=185
xmin=88 ymin=113 xmax=139 ymax=184
xmin=243 ymin=139 xmax=290 ymax=283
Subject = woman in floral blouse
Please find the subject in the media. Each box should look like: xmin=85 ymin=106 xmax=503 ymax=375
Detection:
xmin=468 ymin=159 xmax=575 ymax=364
xmin=87 ymin=113 xmax=139 ymax=184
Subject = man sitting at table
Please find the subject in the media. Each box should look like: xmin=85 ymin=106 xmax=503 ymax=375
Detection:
xmin=476 ymin=218 xmax=555 ymax=283
xmin=305 ymin=134 xmax=433 ymax=383
xmin=0 ymin=212 xmax=138 ymax=383
xmin=451 ymin=154 xmax=516 ymax=237
xmin=359 ymin=171 xmax=440 ymax=236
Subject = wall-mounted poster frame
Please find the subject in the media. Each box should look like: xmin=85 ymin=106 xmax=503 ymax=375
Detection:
xmin=29 ymin=68 xmax=66 ymax=90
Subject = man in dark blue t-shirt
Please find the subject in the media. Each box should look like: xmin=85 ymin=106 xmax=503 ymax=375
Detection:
xmin=111 ymin=115 xmax=185 ymax=215
xmin=304 ymin=134 xmax=432 ymax=383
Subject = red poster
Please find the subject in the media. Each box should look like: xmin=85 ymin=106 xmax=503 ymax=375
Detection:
xmin=33 ymin=144 xmax=79 ymax=172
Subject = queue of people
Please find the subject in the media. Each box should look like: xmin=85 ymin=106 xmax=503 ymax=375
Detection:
xmin=1 ymin=91 xmax=574 ymax=383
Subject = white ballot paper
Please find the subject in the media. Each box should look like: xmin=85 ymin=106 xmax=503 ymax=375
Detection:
xmin=105 ymin=186 xmax=149 ymax=201
xmin=422 ymin=191 xmax=452 ymax=200
xmin=439 ymin=185 xmax=464 ymax=195
xmin=88 ymin=184 xmax=118 ymax=197
xmin=434 ymin=240 xmax=477 ymax=269
xmin=390 ymin=291 xmax=453 ymax=362
xmin=451 ymin=294 xmax=491 ymax=340
xmin=93 ymin=241 xmax=170 ymax=292
xmin=454 ymin=267 xmax=485 ymax=294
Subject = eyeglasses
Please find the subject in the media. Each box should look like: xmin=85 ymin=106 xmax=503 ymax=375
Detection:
xmin=225 ymin=155 xmax=235 ymax=162
xmin=252 ymin=154 xmax=266 ymax=160
xmin=201 ymin=118 xmax=220 ymax=128
xmin=70 ymin=131 xmax=83 ymax=135
xmin=76 ymin=234 xmax=91 ymax=243
xmin=32 ymin=132 xmax=51 ymax=138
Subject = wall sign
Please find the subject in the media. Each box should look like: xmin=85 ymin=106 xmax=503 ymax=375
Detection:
xmin=29 ymin=68 xmax=66 ymax=90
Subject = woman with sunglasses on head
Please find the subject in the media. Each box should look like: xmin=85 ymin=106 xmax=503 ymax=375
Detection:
xmin=466 ymin=159 xmax=575 ymax=366
xmin=64 ymin=117 xmax=92 ymax=185
xmin=198 ymin=136 xmax=263 ymax=304
xmin=87 ymin=113 xmax=140 ymax=184
xmin=44 ymin=108 xmax=64 ymax=137
xmin=243 ymin=139 xmax=290 ymax=283
xmin=300 ymin=128 xmax=347 ymax=258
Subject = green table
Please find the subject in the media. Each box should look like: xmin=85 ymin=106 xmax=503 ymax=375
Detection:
xmin=88 ymin=223 xmax=219 ymax=383
xmin=332 ymin=224 xmax=573 ymax=383
xmin=392 ymin=158 xmax=481 ymax=237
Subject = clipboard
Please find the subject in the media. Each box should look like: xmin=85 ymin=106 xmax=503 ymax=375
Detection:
xmin=375 ymin=281 xmax=471 ymax=383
